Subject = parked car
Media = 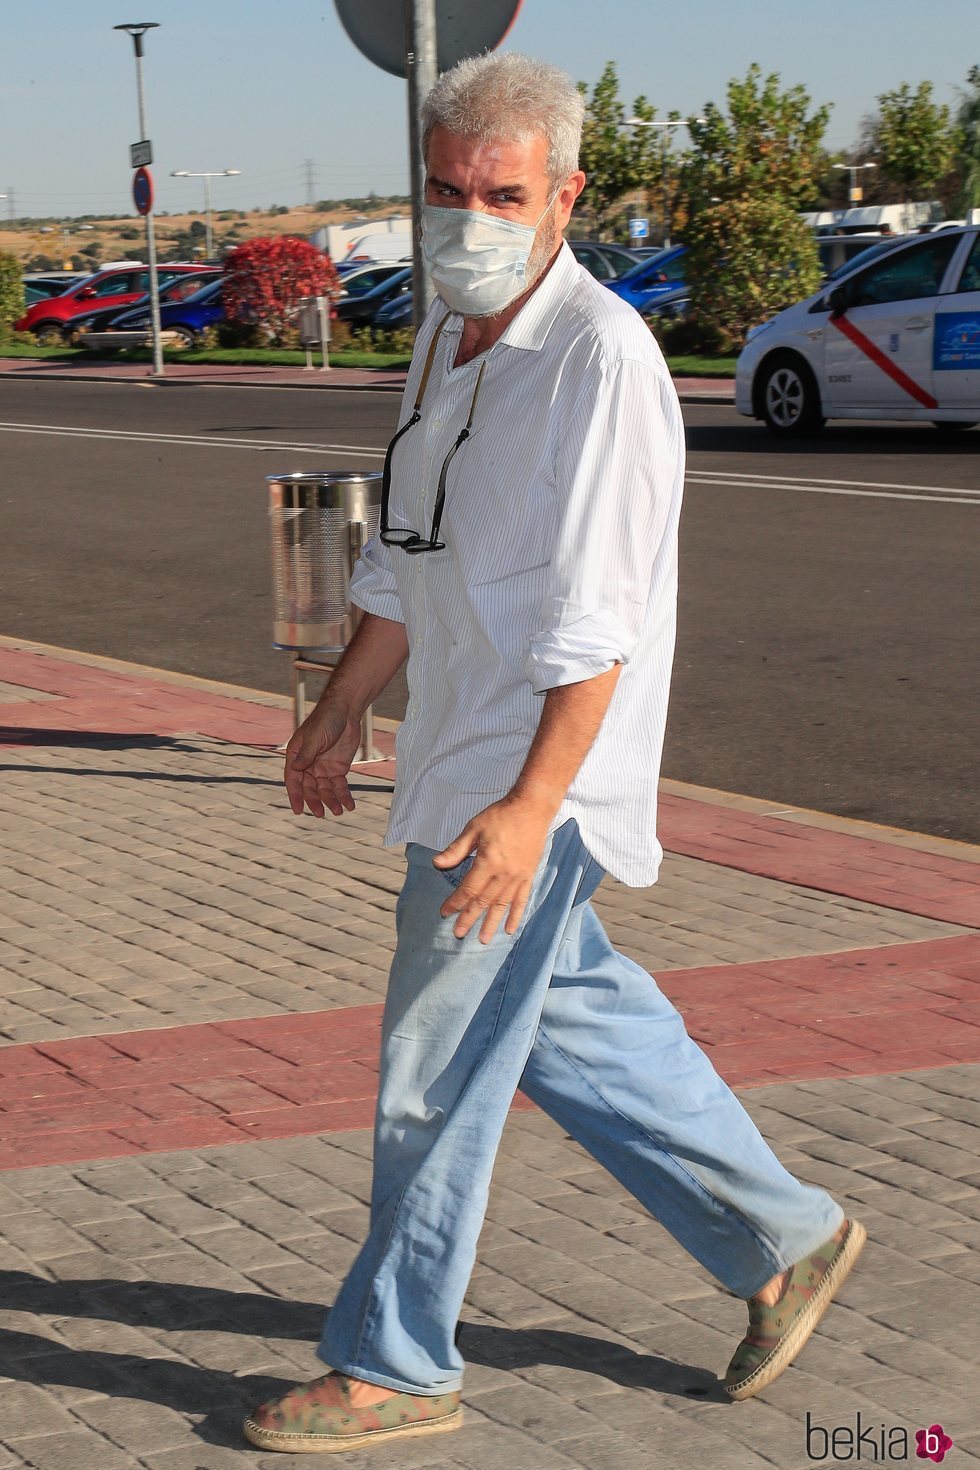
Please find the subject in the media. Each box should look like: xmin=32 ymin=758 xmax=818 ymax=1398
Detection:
xmin=109 ymin=276 xmax=226 ymax=347
xmin=605 ymin=245 xmax=687 ymax=312
xmin=371 ymin=240 xmax=645 ymax=329
xmin=14 ymin=263 xmax=207 ymax=343
xmin=69 ymin=268 xmax=221 ymax=340
xmin=22 ymin=272 xmax=89 ymax=298
xmin=372 ymin=290 xmax=415 ymax=330
xmin=338 ymin=262 xmax=414 ymax=299
xmin=640 ymin=285 xmax=691 ymax=324
xmin=816 ymin=233 xmax=908 ymax=282
xmin=735 ymin=221 xmax=980 ymax=435
xmin=567 ymin=239 xmax=643 ymax=281
xmin=334 ymin=256 xmax=411 ymax=277
xmin=336 ymin=266 xmax=412 ymax=328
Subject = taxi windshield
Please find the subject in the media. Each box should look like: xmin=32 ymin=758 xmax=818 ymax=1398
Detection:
xmin=826 ymin=238 xmax=906 ymax=282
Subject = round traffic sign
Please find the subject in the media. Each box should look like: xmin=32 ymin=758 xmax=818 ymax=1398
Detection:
xmin=133 ymin=166 xmax=154 ymax=216
xmin=334 ymin=0 xmax=522 ymax=79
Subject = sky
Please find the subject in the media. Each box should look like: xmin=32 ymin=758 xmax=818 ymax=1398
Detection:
xmin=1 ymin=0 xmax=975 ymax=221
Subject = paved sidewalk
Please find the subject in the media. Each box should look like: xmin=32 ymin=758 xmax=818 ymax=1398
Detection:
xmin=0 ymin=355 xmax=736 ymax=404
xmin=1 ymin=634 xmax=978 ymax=1468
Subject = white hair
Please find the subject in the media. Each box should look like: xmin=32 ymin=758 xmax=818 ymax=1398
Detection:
xmin=421 ymin=52 xmax=584 ymax=186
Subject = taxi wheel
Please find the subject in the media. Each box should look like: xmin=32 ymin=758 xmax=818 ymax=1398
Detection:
xmin=759 ymin=353 xmax=825 ymax=437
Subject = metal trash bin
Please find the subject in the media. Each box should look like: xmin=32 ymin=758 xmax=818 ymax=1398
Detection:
xmin=297 ymin=295 xmax=331 ymax=371
xmin=267 ymin=469 xmax=382 ymax=755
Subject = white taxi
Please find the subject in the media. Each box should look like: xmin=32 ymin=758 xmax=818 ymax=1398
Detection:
xmin=735 ymin=219 xmax=980 ymax=435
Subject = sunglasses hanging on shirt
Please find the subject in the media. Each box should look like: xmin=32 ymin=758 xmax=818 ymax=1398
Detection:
xmin=380 ymin=314 xmax=487 ymax=555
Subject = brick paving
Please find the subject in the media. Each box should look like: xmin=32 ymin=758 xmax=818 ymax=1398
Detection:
xmin=0 ymin=636 xmax=977 ymax=1467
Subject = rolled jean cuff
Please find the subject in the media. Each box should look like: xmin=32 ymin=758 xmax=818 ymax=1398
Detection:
xmin=315 ymin=1352 xmax=462 ymax=1397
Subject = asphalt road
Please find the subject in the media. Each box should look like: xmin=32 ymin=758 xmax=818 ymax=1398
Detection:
xmin=1 ymin=377 xmax=977 ymax=841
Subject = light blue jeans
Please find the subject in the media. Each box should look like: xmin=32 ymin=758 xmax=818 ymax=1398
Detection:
xmin=318 ymin=820 xmax=843 ymax=1394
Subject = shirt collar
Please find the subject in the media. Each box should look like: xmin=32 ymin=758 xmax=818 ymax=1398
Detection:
xmin=441 ymin=241 xmax=579 ymax=353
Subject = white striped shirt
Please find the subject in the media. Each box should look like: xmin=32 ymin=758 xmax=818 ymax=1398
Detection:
xmin=349 ymin=242 xmax=685 ymax=886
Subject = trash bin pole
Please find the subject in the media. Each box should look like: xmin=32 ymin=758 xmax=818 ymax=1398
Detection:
xmin=267 ymin=470 xmax=382 ymax=758
xmin=347 ymin=518 xmax=376 ymax=762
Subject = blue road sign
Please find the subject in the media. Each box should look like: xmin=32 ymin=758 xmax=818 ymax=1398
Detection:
xmin=629 ymin=217 xmax=649 ymax=240
xmin=133 ymin=166 xmax=154 ymax=216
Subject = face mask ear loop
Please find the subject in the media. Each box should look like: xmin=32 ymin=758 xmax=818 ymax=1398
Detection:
xmin=538 ymin=184 xmax=564 ymax=228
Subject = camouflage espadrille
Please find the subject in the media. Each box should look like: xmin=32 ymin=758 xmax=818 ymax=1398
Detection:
xmin=724 ymin=1218 xmax=866 ymax=1401
xmin=243 ymin=1371 xmax=462 ymax=1454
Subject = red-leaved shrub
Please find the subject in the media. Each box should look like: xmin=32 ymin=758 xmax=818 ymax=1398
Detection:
xmin=223 ymin=236 xmax=341 ymax=344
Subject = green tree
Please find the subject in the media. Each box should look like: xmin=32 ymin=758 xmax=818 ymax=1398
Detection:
xmin=576 ymin=62 xmax=659 ymax=234
xmin=954 ymin=65 xmax=980 ymax=212
xmin=682 ymin=63 xmax=831 ymax=213
xmin=680 ymin=65 xmax=829 ymax=348
xmin=0 ymin=252 xmax=25 ymax=340
xmin=870 ymin=81 xmax=957 ymax=204
xmin=683 ymin=196 xmax=823 ymax=350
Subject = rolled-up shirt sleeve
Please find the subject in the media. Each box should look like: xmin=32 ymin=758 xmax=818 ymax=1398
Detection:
xmin=349 ymin=534 xmax=404 ymax=623
xmin=524 ymin=355 xmax=683 ymax=695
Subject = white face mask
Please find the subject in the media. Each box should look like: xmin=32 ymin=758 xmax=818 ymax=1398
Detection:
xmin=421 ymin=190 xmax=560 ymax=317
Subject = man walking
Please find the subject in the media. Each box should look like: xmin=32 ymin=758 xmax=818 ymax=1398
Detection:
xmin=245 ymin=52 xmax=864 ymax=1455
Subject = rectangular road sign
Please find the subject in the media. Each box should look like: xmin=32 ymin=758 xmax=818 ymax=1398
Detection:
xmin=130 ymin=140 xmax=153 ymax=168
xmin=629 ymin=217 xmax=649 ymax=240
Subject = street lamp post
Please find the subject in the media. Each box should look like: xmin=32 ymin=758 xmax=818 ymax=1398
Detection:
xmin=625 ymin=116 xmax=704 ymax=249
xmin=833 ymin=161 xmax=877 ymax=205
xmin=114 ymin=21 xmax=164 ymax=375
xmin=170 ymin=169 xmax=241 ymax=259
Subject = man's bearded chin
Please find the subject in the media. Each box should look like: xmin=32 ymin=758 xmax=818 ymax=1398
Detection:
xmin=463 ymin=206 xmax=561 ymax=321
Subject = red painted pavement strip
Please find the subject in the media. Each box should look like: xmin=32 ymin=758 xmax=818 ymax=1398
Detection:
xmin=0 ymin=652 xmax=404 ymax=760
xmin=3 ymin=649 xmax=977 ymax=926
xmin=657 ymin=793 xmax=979 ymax=928
xmin=0 ymin=932 xmax=977 ymax=1172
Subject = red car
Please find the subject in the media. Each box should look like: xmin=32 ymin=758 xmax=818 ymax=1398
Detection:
xmin=16 ymin=263 xmax=208 ymax=343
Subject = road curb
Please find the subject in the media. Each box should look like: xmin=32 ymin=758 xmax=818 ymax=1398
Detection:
xmin=0 ymin=366 xmax=736 ymax=404
xmin=0 ymin=367 xmax=407 ymax=393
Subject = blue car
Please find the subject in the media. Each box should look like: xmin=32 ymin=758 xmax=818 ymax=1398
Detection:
xmin=111 ymin=276 xmax=225 ymax=346
xmin=336 ymin=266 xmax=412 ymax=328
xmin=373 ymin=239 xmax=652 ymax=329
xmin=372 ymin=289 xmax=415 ymax=330
xmin=606 ymin=245 xmax=687 ymax=313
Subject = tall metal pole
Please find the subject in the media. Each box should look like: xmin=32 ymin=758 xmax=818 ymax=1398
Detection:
xmin=405 ymin=0 xmax=437 ymax=325
xmin=661 ymin=134 xmax=671 ymax=249
xmin=204 ymin=174 xmax=213 ymax=259
xmin=118 ymin=25 xmax=165 ymax=376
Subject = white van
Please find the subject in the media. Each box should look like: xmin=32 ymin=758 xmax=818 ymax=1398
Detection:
xmin=736 ymin=222 xmax=980 ymax=435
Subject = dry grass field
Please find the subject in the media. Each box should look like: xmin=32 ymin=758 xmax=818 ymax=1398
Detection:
xmin=1 ymin=201 xmax=405 ymax=268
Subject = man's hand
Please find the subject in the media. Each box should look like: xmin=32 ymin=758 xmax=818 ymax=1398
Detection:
xmin=283 ymin=706 xmax=362 ymax=818
xmin=433 ymin=795 xmax=555 ymax=944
